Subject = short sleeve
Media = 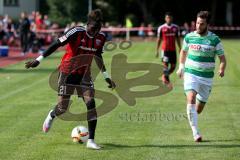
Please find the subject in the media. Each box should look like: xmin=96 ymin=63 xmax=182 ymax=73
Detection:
xmin=58 ymin=27 xmax=83 ymax=46
xmin=182 ymin=36 xmax=189 ymax=51
xmin=215 ymin=42 xmax=224 ymax=56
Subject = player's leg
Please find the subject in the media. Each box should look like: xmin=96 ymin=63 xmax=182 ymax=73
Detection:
xmin=186 ymin=90 xmax=202 ymax=142
xmin=43 ymin=72 xmax=74 ymax=133
xmin=78 ymin=76 xmax=100 ymax=149
xmin=196 ymin=83 xmax=211 ymax=114
xmin=81 ymin=88 xmax=100 ymax=149
xmin=161 ymin=51 xmax=170 ymax=84
xmin=196 ymin=100 xmax=206 ymax=114
xmin=169 ymin=63 xmax=176 ymax=74
xmin=43 ymin=95 xmax=71 ymax=133
xmin=168 ymin=51 xmax=177 ymax=75
xmin=184 ymin=75 xmax=202 ymax=142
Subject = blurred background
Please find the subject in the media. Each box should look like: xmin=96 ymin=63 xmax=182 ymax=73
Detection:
xmin=0 ymin=0 xmax=240 ymax=62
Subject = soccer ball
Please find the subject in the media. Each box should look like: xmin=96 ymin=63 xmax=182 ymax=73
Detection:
xmin=71 ymin=126 xmax=89 ymax=143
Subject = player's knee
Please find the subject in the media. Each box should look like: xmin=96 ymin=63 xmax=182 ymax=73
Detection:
xmin=196 ymin=102 xmax=206 ymax=114
xmin=197 ymin=108 xmax=203 ymax=114
xmin=162 ymin=62 xmax=168 ymax=68
xmin=163 ymin=68 xmax=169 ymax=76
xmin=187 ymin=92 xmax=196 ymax=104
xmin=54 ymin=103 xmax=68 ymax=116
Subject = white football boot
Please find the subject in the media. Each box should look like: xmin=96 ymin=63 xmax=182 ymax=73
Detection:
xmin=86 ymin=139 xmax=101 ymax=150
xmin=194 ymin=133 xmax=202 ymax=142
xmin=42 ymin=110 xmax=54 ymax=133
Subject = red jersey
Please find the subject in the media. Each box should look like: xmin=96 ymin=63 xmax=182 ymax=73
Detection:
xmin=57 ymin=26 xmax=106 ymax=75
xmin=157 ymin=23 xmax=179 ymax=51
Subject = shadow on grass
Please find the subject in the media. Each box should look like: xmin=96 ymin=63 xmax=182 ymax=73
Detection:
xmin=204 ymin=139 xmax=240 ymax=143
xmin=101 ymin=142 xmax=240 ymax=150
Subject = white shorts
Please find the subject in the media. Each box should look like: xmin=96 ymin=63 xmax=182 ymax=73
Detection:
xmin=184 ymin=74 xmax=212 ymax=103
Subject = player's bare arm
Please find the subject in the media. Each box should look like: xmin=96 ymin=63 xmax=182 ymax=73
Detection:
xmin=94 ymin=54 xmax=116 ymax=89
xmin=176 ymin=49 xmax=187 ymax=78
xmin=156 ymin=37 xmax=161 ymax=58
xmin=25 ymin=40 xmax=61 ymax=69
xmin=176 ymin=36 xmax=181 ymax=53
xmin=218 ymin=55 xmax=227 ymax=77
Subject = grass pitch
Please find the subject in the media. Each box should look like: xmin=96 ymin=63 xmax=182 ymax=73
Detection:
xmin=0 ymin=39 xmax=239 ymax=160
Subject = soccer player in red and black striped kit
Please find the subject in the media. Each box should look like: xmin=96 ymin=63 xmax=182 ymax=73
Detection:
xmin=25 ymin=9 xmax=116 ymax=150
xmin=156 ymin=12 xmax=181 ymax=85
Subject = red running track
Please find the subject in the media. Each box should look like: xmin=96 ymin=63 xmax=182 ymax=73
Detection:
xmin=0 ymin=48 xmax=39 ymax=68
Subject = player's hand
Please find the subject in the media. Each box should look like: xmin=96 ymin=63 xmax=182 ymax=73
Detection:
xmin=176 ymin=63 xmax=184 ymax=79
xmin=218 ymin=69 xmax=225 ymax=77
xmin=105 ymin=78 xmax=116 ymax=89
xmin=25 ymin=60 xmax=40 ymax=69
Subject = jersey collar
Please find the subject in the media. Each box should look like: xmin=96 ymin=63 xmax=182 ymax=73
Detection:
xmin=86 ymin=31 xmax=94 ymax=39
xmin=164 ymin=23 xmax=173 ymax=27
xmin=194 ymin=31 xmax=210 ymax=37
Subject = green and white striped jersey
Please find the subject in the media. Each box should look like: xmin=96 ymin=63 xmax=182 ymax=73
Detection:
xmin=182 ymin=31 xmax=224 ymax=79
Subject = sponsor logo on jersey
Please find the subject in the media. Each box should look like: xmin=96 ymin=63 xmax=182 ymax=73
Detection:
xmin=96 ymin=39 xmax=102 ymax=46
xmin=79 ymin=46 xmax=97 ymax=52
xmin=189 ymin=44 xmax=214 ymax=52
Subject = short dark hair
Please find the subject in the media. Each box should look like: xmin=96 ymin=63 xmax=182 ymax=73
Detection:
xmin=87 ymin=9 xmax=103 ymax=24
xmin=197 ymin=11 xmax=211 ymax=24
xmin=165 ymin=12 xmax=173 ymax=17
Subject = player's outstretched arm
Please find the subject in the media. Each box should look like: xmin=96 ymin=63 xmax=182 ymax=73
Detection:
xmin=25 ymin=40 xmax=61 ymax=69
xmin=94 ymin=54 xmax=116 ymax=89
xmin=218 ymin=55 xmax=226 ymax=77
xmin=25 ymin=27 xmax=81 ymax=69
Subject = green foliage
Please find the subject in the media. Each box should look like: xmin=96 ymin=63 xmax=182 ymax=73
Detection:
xmin=46 ymin=0 xmax=88 ymax=26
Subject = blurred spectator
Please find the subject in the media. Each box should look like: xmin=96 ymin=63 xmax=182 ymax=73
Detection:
xmin=77 ymin=22 xmax=84 ymax=26
xmin=43 ymin=15 xmax=51 ymax=28
xmin=181 ymin=22 xmax=190 ymax=37
xmin=28 ymin=11 xmax=36 ymax=24
xmin=64 ymin=24 xmax=70 ymax=33
xmin=0 ymin=15 xmax=4 ymax=26
xmin=0 ymin=24 xmax=8 ymax=45
xmin=35 ymin=13 xmax=44 ymax=30
xmin=190 ymin=21 xmax=196 ymax=31
xmin=111 ymin=24 xmax=125 ymax=38
xmin=6 ymin=17 xmax=17 ymax=46
xmin=138 ymin=23 xmax=145 ymax=38
xmin=146 ymin=24 xmax=154 ymax=37
xmin=50 ymin=22 xmax=59 ymax=30
xmin=2 ymin=14 xmax=9 ymax=30
xmin=70 ymin=22 xmax=77 ymax=28
xmin=103 ymin=22 xmax=113 ymax=41
xmin=19 ymin=12 xmax=30 ymax=55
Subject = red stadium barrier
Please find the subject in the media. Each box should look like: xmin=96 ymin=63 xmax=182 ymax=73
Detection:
xmin=35 ymin=26 xmax=240 ymax=34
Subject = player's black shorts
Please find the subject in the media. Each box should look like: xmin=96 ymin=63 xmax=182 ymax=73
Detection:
xmin=57 ymin=72 xmax=94 ymax=97
xmin=161 ymin=50 xmax=177 ymax=64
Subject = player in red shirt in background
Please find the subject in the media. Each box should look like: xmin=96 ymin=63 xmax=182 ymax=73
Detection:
xmin=25 ymin=9 xmax=116 ymax=150
xmin=156 ymin=12 xmax=181 ymax=85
